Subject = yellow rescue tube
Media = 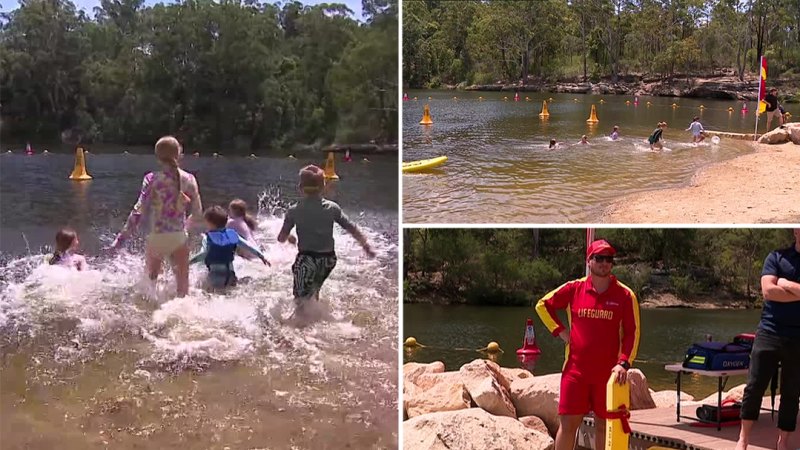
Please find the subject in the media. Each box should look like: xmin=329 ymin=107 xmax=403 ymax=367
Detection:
xmin=402 ymin=156 xmax=447 ymax=173
xmin=605 ymin=374 xmax=631 ymax=450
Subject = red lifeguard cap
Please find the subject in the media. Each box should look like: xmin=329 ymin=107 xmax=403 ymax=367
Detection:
xmin=586 ymin=239 xmax=616 ymax=261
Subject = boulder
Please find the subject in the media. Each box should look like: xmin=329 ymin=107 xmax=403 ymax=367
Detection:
xmin=758 ymin=127 xmax=790 ymax=144
xmin=404 ymin=408 xmax=554 ymax=450
xmin=699 ymin=383 xmax=748 ymax=405
xmin=519 ymin=415 xmax=552 ymax=437
xmin=500 ymin=367 xmax=533 ymax=383
xmin=787 ymin=123 xmax=800 ymax=145
xmin=509 ymin=373 xmax=562 ymax=435
xmin=459 ymin=359 xmax=516 ymax=418
xmin=405 ymin=372 xmax=472 ymax=418
xmin=651 ymin=390 xmax=695 ymax=409
xmin=404 ymin=362 xmax=445 ymax=387
xmin=628 ymin=369 xmax=657 ymax=410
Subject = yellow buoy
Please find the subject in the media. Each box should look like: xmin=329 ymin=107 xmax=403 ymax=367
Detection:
xmin=605 ymin=375 xmax=631 ymax=450
xmin=573 ymin=98 xmax=579 ymax=102
xmin=672 ymin=103 xmax=678 ymax=108
xmin=586 ymin=104 xmax=599 ymax=123
xmin=525 ymin=97 xmax=530 ymax=101
xmin=539 ymin=100 xmax=550 ymax=118
xmin=548 ymin=97 xmax=553 ymax=101
xmin=699 ymin=105 xmax=706 ymax=109
xmin=625 ymin=100 xmax=631 ymax=105
xmin=413 ymin=97 xmax=418 ymax=101
xmin=478 ymin=96 xmax=483 ymax=101
xmin=728 ymin=107 xmax=734 ymax=112
xmin=68 ymin=147 xmax=92 ymax=181
xmin=647 ymin=101 xmax=652 ymax=106
xmin=419 ymin=104 xmax=433 ymax=125
xmin=428 ymin=96 xmax=432 ymax=100
xmin=249 ymin=153 xmax=257 ymax=159
xmin=323 ymin=152 xmax=339 ymax=180
xmin=404 ymin=337 xmax=423 ymax=348
xmin=288 ymin=154 xmax=296 ymax=159
xmin=599 ymin=99 xmax=605 ymax=104
xmin=453 ymin=96 xmax=457 ymax=101
xmin=503 ymin=96 xmax=508 ymax=101
xmin=485 ymin=341 xmax=503 ymax=354
xmin=361 ymin=157 xmax=370 ymax=163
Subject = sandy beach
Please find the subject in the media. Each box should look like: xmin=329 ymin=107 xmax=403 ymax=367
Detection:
xmin=603 ymin=142 xmax=800 ymax=223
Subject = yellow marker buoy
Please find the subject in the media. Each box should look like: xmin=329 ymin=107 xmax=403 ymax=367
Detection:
xmin=413 ymin=97 xmax=418 ymax=101
xmin=539 ymin=100 xmax=550 ymax=118
xmin=404 ymin=337 xmax=423 ymax=348
xmin=728 ymin=107 xmax=734 ymax=112
xmin=483 ymin=341 xmax=503 ymax=354
xmin=548 ymin=97 xmax=553 ymax=101
xmin=647 ymin=101 xmax=652 ymax=106
xmin=419 ymin=104 xmax=433 ymax=125
xmin=288 ymin=154 xmax=296 ymax=159
xmin=586 ymin=104 xmax=599 ymax=123
xmin=42 ymin=150 xmax=49 ymax=154
xmin=573 ymin=98 xmax=579 ymax=102
xmin=123 ymin=151 xmax=129 ymax=154
xmin=428 ymin=96 xmax=432 ymax=100
xmin=503 ymin=96 xmax=508 ymax=101
xmin=478 ymin=96 xmax=483 ymax=101
xmin=249 ymin=153 xmax=257 ymax=159
xmin=213 ymin=152 xmax=220 ymax=157
xmin=605 ymin=375 xmax=631 ymax=450
xmin=453 ymin=96 xmax=457 ymax=101
xmin=625 ymin=100 xmax=631 ymax=105
xmin=599 ymin=99 xmax=605 ymax=104
xmin=525 ymin=97 xmax=530 ymax=101
xmin=361 ymin=157 xmax=370 ymax=163
xmin=69 ymin=147 xmax=92 ymax=181
xmin=323 ymin=152 xmax=339 ymax=180
xmin=785 ymin=112 xmax=792 ymax=118
xmin=672 ymin=103 xmax=678 ymax=108
xmin=699 ymin=105 xmax=706 ymax=109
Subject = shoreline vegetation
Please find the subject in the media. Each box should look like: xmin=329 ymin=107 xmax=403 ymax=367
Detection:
xmin=403 ymin=229 xmax=794 ymax=310
xmin=403 ymin=0 xmax=800 ymax=102
xmin=0 ymin=0 xmax=398 ymax=150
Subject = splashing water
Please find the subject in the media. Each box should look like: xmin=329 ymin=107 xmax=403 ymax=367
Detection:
xmin=0 ymin=185 xmax=398 ymax=447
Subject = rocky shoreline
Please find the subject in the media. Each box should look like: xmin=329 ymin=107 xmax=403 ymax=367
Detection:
xmin=403 ymin=359 xmax=747 ymax=450
xmin=446 ymin=74 xmax=799 ymax=101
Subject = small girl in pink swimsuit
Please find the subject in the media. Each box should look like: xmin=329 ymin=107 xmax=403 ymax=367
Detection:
xmin=49 ymin=228 xmax=88 ymax=271
xmin=111 ymin=136 xmax=203 ymax=297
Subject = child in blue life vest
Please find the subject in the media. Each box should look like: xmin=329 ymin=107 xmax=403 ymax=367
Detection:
xmin=190 ymin=206 xmax=269 ymax=289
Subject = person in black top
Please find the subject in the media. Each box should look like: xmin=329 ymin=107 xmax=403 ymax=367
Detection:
xmin=764 ymin=88 xmax=783 ymax=131
xmin=736 ymin=229 xmax=800 ymax=450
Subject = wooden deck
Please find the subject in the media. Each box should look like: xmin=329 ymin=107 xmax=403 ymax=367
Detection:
xmin=578 ymin=396 xmax=799 ymax=450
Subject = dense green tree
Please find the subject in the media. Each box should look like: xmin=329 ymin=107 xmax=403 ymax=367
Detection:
xmin=404 ymin=228 xmax=794 ymax=307
xmin=0 ymin=0 xmax=398 ymax=149
xmin=403 ymin=0 xmax=800 ymax=88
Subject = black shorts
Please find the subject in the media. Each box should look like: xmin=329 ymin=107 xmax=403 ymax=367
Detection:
xmin=292 ymin=252 xmax=337 ymax=299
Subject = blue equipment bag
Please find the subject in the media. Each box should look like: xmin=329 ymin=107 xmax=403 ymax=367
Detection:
xmin=683 ymin=342 xmax=750 ymax=371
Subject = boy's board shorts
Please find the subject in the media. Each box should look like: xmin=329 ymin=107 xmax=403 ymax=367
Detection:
xmin=292 ymin=252 xmax=337 ymax=299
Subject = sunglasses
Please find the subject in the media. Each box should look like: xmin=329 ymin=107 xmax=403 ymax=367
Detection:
xmin=592 ymin=255 xmax=615 ymax=263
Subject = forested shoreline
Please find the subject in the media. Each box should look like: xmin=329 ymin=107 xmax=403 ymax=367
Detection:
xmin=403 ymin=229 xmax=795 ymax=308
xmin=0 ymin=0 xmax=398 ymax=151
xmin=403 ymin=0 xmax=800 ymax=98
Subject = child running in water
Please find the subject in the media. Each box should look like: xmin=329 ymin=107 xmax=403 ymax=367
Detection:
xmin=648 ymin=122 xmax=667 ymax=150
xmin=685 ymin=117 xmax=705 ymax=144
xmin=227 ymin=199 xmax=259 ymax=259
xmin=190 ymin=206 xmax=269 ymax=289
xmin=112 ymin=136 xmax=203 ymax=298
xmin=49 ymin=228 xmax=88 ymax=271
xmin=277 ymin=165 xmax=374 ymax=308
xmin=579 ymin=135 xmax=589 ymax=145
xmin=610 ymin=125 xmax=620 ymax=141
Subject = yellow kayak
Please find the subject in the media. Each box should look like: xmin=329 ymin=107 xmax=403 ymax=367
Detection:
xmin=402 ymin=156 xmax=447 ymax=173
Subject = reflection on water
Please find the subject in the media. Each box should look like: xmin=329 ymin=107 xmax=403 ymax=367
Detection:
xmin=402 ymin=91 xmax=768 ymax=223
xmin=0 ymin=153 xmax=398 ymax=448
xmin=404 ymin=304 xmax=761 ymax=398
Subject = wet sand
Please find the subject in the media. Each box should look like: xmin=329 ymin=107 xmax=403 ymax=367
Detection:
xmin=603 ymin=142 xmax=800 ymax=223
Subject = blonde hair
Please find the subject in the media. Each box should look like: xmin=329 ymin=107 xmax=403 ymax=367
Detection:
xmin=155 ymin=136 xmax=182 ymax=206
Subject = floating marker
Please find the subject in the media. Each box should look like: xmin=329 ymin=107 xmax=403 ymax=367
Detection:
xmin=586 ymin=104 xmax=599 ymax=123
xmin=525 ymin=97 xmax=530 ymax=101
xmin=478 ymin=96 xmax=483 ymax=101
xmin=539 ymin=100 xmax=550 ymax=118
xmin=193 ymin=152 xmax=200 ymax=157
xmin=699 ymin=105 xmax=706 ymax=109
xmin=728 ymin=107 xmax=734 ymax=112
xmin=288 ymin=154 xmax=296 ymax=159
xmin=419 ymin=104 xmax=433 ymax=125
xmin=323 ymin=152 xmax=339 ymax=180
xmin=213 ymin=152 xmax=220 ymax=157
xmin=69 ymin=147 xmax=92 ymax=181
xmin=625 ymin=100 xmax=631 ymax=105
xmin=671 ymin=103 xmax=678 ymax=108
xmin=25 ymin=142 xmax=33 ymax=155
xmin=413 ymin=97 xmax=418 ymax=101
xmin=343 ymin=149 xmax=352 ymax=162
xmin=600 ymin=99 xmax=605 ymax=104
xmin=453 ymin=96 xmax=457 ymax=101
xmin=249 ymin=153 xmax=257 ymax=159
xmin=483 ymin=342 xmax=503 ymax=354
xmin=503 ymin=96 xmax=508 ymax=101
xmin=404 ymin=337 xmax=423 ymax=348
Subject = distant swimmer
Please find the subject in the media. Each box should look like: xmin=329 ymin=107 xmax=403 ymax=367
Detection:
xmin=549 ymin=139 xmax=559 ymax=149
xmin=610 ymin=126 xmax=620 ymax=141
xmin=578 ymin=135 xmax=589 ymax=145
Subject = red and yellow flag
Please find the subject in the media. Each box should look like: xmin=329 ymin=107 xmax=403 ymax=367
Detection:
xmin=757 ymin=57 xmax=767 ymax=114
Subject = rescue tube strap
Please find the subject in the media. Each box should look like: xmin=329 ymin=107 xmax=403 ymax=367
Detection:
xmin=606 ymin=404 xmax=632 ymax=434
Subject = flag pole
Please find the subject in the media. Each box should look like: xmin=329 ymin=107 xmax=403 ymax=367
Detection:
xmin=586 ymin=228 xmax=595 ymax=277
xmin=754 ymin=56 xmax=765 ymax=141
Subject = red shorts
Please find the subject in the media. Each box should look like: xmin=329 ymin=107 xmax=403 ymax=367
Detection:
xmin=559 ymin=372 xmax=609 ymax=419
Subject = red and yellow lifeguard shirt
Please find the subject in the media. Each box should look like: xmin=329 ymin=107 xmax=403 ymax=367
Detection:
xmin=535 ymin=275 xmax=640 ymax=381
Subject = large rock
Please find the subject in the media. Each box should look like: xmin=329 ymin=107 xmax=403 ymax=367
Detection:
xmin=404 ymin=408 xmax=554 ymax=450
xmin=787 ymin=123 xmax=800 ymax=144
xmin=699 ymin=383 xmax=749 ymax=405
xmin=519 ymin=415 xmax=552 ymax=437
xmin=509 ymin=373 xmax=562 ymax=436
xmin=628 ymin=369 xmax=657 ymax=410
xmin=405 ymin=372 xmax=472 ymax=418
xmin=758 ymin=127 xmax=790 ymax=144
xmin=404 ymin=362 xmax=445 ymax=387
xmin=459 ymin=359 xmax=516 ymax=418
xmin=651 ymin=390 xmax=695 ymax=409
xmin=501 ymin=367 xmax=533 ymax=383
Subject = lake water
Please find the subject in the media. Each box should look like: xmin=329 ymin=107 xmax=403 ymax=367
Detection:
xmin=404 ymin=304 xmax=762 ymax=398
xmin=401 ymin=91 xmax=786 ymax=224
xmin=0 ymin=150 xmax=399 ymax=448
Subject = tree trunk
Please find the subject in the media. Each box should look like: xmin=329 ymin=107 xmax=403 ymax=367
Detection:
xmin=532 ymin=229 xmax=540 ymax=259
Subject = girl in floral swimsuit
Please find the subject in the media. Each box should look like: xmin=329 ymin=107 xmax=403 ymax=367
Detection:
xmin=112 ymin=136 xmax=203 ymax=297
